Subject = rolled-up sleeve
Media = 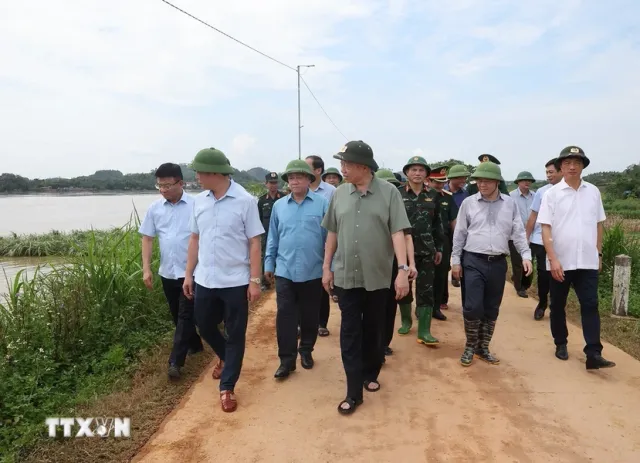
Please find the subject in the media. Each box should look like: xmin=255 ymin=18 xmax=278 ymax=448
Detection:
xmin=451 ymin=199 xmax=469 ymax=265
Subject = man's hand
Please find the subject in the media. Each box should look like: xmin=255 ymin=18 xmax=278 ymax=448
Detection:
xmin=264 ymin=272 xmax=275 ymax=284
xmin=322 ymin=267 xmax=334 ymax=294
xmin=522 ymin=259 xmax=533 ymax=277
xmin=395 ymin=271 xmax=410 ymax=300
xmin=248 ymin=282 xmax=261 ymax=303
xmin=452 ymin=264 xmax=463 ymax=280
xmin=434 ymin=251 xmax=443 ymax=266
xmin=143 ymin=270 xmax=153 ymax=290
xmin=408 ymin=265 xmax=418 ymax=281
xmin=183 ymin=276 xmax=195 ymax=300
xmin=550 ymin=258 xmax=564 ymax=282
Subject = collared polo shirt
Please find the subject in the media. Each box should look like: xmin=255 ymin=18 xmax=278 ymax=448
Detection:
xmin=264 ymin=189 xmax=328 ymax=282
xmin=529 ymin=183 xmax=553 ymax=245
xmin=510 ymin=186 xmax=535 ymax=227
xmin=138 ymin=191 xmax=194 ymax=280
xmin=190 ymin=180 xmax=265 ymax=289
xmin=321 ymin=177 xmax=411 ymax=291
xmin=537 ymin=179 xmax=605 ymax=271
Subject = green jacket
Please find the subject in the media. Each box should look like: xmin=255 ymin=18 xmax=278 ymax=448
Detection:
xmin=435 ymin=190 xmax=458 ymax=237
xmin=257 ymin=191 xmax=285 ymax=232
xmin=398 ymin=184 xmax=444 ymax=257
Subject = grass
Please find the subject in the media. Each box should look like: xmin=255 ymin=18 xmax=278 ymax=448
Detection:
xmin=0 ymin=229 xmax=126 ymax=257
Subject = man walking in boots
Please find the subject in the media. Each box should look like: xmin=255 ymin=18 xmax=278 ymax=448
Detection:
xmin=537 ymin=146 xmax=615 ymax=370
xmin=396 ymin=156 xmax=444 ymax=346
xmin=322 ymin=141 xmax=411 ymax=415
xmin=452 ymin=161 xmax=532 ymax=367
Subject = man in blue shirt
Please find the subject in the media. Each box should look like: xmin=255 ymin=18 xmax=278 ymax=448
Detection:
xmin=183 ymin=148 xmax=265 ymax=413
xmin=139 ymin=163 xmax=203 ymax=380
xmin=305 ymin=155 xmax=337 ymax=337
xmin=525 ymin=158 xmax=563 ymax=320
xmin=444 ymin=164 xmax=469 ymax=288
xmin=509 ymin=171 xmax=536 ymax=298
xmin=264 ymin=160 xmax=329 ymax=378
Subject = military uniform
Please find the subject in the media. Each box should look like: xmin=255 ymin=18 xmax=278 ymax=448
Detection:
xmin=467 ymin=154 xmax=509 ymax=195
xmin=397 ymin=156 xmax=445 ymax=346
xmin=429 ymin=166 xmax=458 ymax=321
xmin=258 ymin=172 xmax=285 ymax=288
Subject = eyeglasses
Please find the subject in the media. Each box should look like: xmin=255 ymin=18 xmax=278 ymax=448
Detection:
xmin=155 ymin=180 xmax=180 ymax=190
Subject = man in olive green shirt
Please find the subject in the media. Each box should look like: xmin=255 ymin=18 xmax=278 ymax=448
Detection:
xmin=322 ymin=140 xmax=411 ymax=416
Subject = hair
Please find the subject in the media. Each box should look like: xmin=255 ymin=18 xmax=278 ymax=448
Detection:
xmin=155 ymin=163 xmax=183 ymax=180
xmin=305 ymin=155 xmax=325 ymax=174
xmin=545 ymin=159 xmax=557 ymax=169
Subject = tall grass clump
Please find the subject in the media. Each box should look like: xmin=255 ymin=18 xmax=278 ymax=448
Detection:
xmin=0 ymin=229 xmax=126 ymax=257
xmin=0 ymin=215 xmax=172 ymax=462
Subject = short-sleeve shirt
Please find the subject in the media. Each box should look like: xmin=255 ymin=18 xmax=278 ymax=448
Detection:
xmin=536 ymin=179 xmax=605 ymax=271
xmin=321 ymin=177 xmax=411 ymax=291
xmin=313 ymin=180 xmax=336 ymax=202
xmin=437 ymin=190 xmax=458 ymax=237
xmin=529 ymin=183 xmax=553 ymax=245
xmin=510 ymin=187 xmax=535 ymax=227
xmin=190 ymin=180 xmax=265 ymax=289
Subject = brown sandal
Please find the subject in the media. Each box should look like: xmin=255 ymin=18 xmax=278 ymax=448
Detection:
xmin=212 ymin=359 xmax=224 ymax=380
xmin=220 ymin=390 xmax=237 ymax=413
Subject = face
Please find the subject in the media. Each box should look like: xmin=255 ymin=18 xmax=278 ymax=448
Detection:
xmin=340 ymin=160 xmax=369 ymax=183
xmin=449 ymin=176 xmax=467 ymax=189
xmin=305 ymin=158 xmax=322 ymax=180
xmin=287 ymin=172 xmax=311 ymax=195
xmin=266 ymin=180 xmax=279 ymax=193
xmin=406 ymin=165 xmax=427 ymax=185
xmin=476 ymin=178 xmax=499 ymax=196
xmin=546 ymin=165 xmax=563 ymax=184
xmin=518 ymin=180 xmax=532 ymax=192
xmin=155 ymin=177 xmax=183 ymax=201
xmin=195 ymin=171 xmax=226 ymax=191
xmin=430 ymin=179 xmax=444 ymax=191
xmin=324 ymin=174 xmax=341 ymax=187
xmin=561 ymin=158 xmax=584 ymax=179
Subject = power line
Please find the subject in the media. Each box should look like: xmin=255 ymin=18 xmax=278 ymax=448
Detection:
xmin=301 ymin=76 xmax=348 ymax=140
xmin=159 ymin=0 xmax=296 ymax=72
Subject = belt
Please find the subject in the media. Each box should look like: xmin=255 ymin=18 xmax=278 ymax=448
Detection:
xmin=465 ymin=251 xmax=506 ymax=262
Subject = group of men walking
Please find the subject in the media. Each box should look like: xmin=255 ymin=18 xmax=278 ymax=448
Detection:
xmin=138 ymin=142 xmax=615 ymax=415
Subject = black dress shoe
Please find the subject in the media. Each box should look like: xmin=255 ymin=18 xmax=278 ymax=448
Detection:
xmin=168 ymin=363 xmax=181 ymax=379
xmin=517 ymin=290 xmax=528 ymax=298
xmin=533 ymin=304 xmax=546 ymax=320
xmin=586 ymin=354 xmax=616 ymax=370
xmin=433 ymin=309 xmax=447 ymax=321
xmin=300 ymin=352 xmax=314 ymax=369
xmin=555 ymin=344 xmax=569 ymax=360
xmin=274 ymin=363 xmax=296 ymax=378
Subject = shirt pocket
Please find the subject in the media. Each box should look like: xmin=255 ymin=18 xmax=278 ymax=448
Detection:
xmin=302 ymin=213 xmax=322 ymax=233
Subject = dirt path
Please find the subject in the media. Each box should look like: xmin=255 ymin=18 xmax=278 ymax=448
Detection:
xmin=133 ymin=282 xmax=640 ymax=462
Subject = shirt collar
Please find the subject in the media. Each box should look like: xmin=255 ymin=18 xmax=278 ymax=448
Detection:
xmin=476 ymin=192 xmax=504 ymax=202
xmin=517 ymin=187 xmax=533 ymax=197
xmin=287 ymin=188 xmax=314 ymax=202
xmin=348 ymin=176 xmax=379 ymax=196
xmin=558 ymin=178 xmax=586 ymax=190
xmin=163 ymin=190 xmax=188 ymax=205
xmin=404 ymin=182 xmax=429 ymax=195
xmin=205 ymin=179 xmax=238 ymax=199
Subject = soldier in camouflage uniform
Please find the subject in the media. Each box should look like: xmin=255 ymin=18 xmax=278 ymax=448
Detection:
xmin=258 ymin=172 xmax=285 ymax=289
xmin=428 ymin=166 xmax=459 ymax=321
xmin=467 ymin=154 xmax=509 ymax=195
xmin=397 ymin=156 xmax=445 ymax=346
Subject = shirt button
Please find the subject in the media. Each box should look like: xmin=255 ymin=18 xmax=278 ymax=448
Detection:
xmin=355 ymin=255 xmax=358 ymax=258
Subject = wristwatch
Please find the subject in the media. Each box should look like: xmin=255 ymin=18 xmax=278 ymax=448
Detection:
xmin=398 ymin=264 xmax=410 ymax=271
xmin=250 ymin=277 xmax=262 ymax=285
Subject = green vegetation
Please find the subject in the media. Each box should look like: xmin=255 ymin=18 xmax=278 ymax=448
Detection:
xmin=0 ymin=230 xmax=125 ymax=257
xmin=0 ymin=217 xmax=173 ymax=461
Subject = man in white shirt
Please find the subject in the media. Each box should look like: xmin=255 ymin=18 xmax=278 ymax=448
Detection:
xmin=509 ymin=171 xmax=536 ymax=298
xmin=537 ymin=146 xmax=615 ymax=370
xmin=525 ymin=159 xmax=563 ymax=320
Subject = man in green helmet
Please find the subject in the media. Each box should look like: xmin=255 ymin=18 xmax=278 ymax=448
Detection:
xmin=444 ymin=164 xmax=470 ymax=288
xmin=509 ymin=171 xmax=536 ymax=298
xmin=396 ymin=156 xmax=444 ymax=347
xmin=452 ymin=161 xmax=532 ymax=367
xmin=183 ymin=147 xmax=265 ymax=413
xmin=467 ymin=154 xmax=509 ymax=195
xmin=258 ymin=172 xmax=285 ymax=290
xmin=322 ymin=167 xmax=343 ymax=187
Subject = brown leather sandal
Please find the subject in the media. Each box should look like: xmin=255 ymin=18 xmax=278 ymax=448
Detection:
xmin=211 ymin=359 xmax=224 ymax=380
xmin=220 ymin=390 xmax=237 ymax=413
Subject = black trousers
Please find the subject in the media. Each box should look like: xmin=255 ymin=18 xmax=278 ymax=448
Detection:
xmin=549 ymin=270 xmax=603 ymax=356
xmin=461 ymin=252 xmax=507 ymax=321
xmin=509 ymin=241 xmax=533 ymax=292
xmin=335 ymin=286 xmax=388 ymax=402
xmin=385 ymin=260 xmax=399 ymax=348
xmin=160 ymin=277 xmax=203 ymax=367
xmin=434 ymin=233 xmax=452 ymax=308
xmin=530 ymin=243 xmax=551 ymax=307
xmin=275 ymin=277 xmax=322 ymax=365
xmin=194 ymin=284 xmax=248 ymax=392
xmin=319 ymin=288 xmax=331 ymax=329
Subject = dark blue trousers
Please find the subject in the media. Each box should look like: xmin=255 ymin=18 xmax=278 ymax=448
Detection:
xmin=194 ymin=283 xmax=248 ymax=392
xmin=461 ymin=252 xmax=508 ymax=321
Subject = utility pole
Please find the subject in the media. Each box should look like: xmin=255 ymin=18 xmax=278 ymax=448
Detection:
xmin=297 ymin=64 xmax=315 ymax=159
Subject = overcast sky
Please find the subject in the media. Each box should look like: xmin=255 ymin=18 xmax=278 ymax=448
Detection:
xmin=1 ymin=0 xmax=638 ymax=181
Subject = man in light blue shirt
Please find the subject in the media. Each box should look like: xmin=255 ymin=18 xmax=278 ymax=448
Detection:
xmin=509 ymin=171 xmax=536 ymax=298
xmin=305 ymin=155 xmax=337 ymax=337
xmin=183 ymin=148 xmax=265 ymax=414
xmin=525 ymin=158 xmax=563 ymax=320
xmin=265 ymin=159 xmax=329 ymax=378
xmin=139 ymin=163 xmax=203 ymax=380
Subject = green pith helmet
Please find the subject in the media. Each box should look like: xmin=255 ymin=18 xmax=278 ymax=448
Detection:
xmin=514 ymin=171 xmax=536 ymax=183
xmin=402 ymin=155 xmax=431 ymax=176
xmin=447 ymin=164 xmax=471 ymax=179
xmin=322 ymin=167 xmax=343 ymax=182
xmin=478 ymin=154 xmax=501 ymax=165
xmin=333 ymin=140 xmax=378 ymax=171
xmin=469 ymin=161 xmax=503 ymax=181
xmin=281 ymin=159 xmax=316 ymax=183
xmin=375 ymin=168 xmax=400 ymax=185
xmin=190 ymin=147 xmax=234 ymax=174
xmin=555 ymin=145 xmax=590 ymax=169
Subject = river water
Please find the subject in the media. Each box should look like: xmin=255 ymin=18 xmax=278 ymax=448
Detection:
xmin=0 ymin=193 xmax=165 ymax=295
